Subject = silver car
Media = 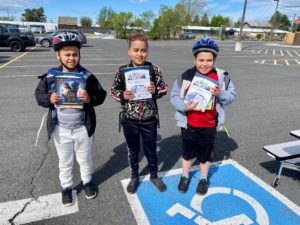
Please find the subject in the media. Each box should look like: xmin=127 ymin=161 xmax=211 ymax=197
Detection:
xmin=36 ymin=29 xmax=87 ymax=47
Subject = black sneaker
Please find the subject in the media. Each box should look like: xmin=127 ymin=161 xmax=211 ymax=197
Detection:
xmin=178 ymin=176 xmax=189 ymax=193
xmin=84 ymin=182 xmax=97 ymax=199
xmin=150 ymin=178 xmax=167 ymax=192
xmin=62 ymin=187 xmax=73 ymax=207
xmin=196 ymin=179 xmax=209 ymax=195
xmin=127 ymin=179 xmax=139 ymax=194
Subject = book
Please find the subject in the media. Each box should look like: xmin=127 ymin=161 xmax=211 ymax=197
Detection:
xmin=54 ymin=71 xmax=85 ymax=109
xmin=184 ymin=73 xmax=218 ymax=112
xmin=122 ymin=66 xmax=152 ymax=101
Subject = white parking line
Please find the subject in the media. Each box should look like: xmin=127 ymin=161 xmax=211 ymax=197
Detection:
xmin=0 ymin=191 xmax=78 ymax=225
xmin=0 ymin=47 xmax=36 ymax=69
xmin=285 ymin=60 xmax=290 ymax=66
xmin=293 ymin=50 xmax=300 ymax=56
xmin=280 ymin=50 xmax=284 ymax=56
xmin=286 ymin=50 xmax=293 ymax=57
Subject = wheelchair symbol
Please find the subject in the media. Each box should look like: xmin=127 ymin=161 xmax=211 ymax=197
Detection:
xmin=167 ymin=187 xmax=269 ymax=225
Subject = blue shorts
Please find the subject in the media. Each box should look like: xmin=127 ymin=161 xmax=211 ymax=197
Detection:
xmin=181 ymin=125 xmax=216 ymax=163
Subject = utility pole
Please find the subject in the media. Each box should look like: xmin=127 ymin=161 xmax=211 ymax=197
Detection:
xmin=269 ymin=0 xmax=279 ymax=41
xmin=291 ymin=13 xmax=296 ymax=31
xmin=235 ymin=0 xmax=247 ymax=51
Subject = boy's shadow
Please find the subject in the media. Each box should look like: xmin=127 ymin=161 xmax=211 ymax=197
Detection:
xmin=213 ymin=131 xmax=238 ymax=161
xmin=205 ymin=131 xmax=238 ymax=179
xmin=139 ymin=134 xmax=182 ymax=176
xmin=74 ymin=141 xmax=129 ymax=194
xmin=74 ymin=134 xmax=182 ymax=194
xmin=74 ymin=132 xmax=238 ymax=193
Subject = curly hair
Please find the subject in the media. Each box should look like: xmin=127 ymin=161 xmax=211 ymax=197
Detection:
xmin=128 ymin=33 xmax=148 ymax=48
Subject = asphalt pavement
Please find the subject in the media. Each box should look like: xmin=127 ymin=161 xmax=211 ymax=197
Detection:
xmin=0 ymin=39 xmax=299 ymax=225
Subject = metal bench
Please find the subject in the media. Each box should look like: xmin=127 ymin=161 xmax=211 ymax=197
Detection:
xmin=263 ymin=130 xmax=300 ymax=187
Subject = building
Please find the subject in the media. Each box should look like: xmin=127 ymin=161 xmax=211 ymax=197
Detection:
xmin=58 ymin=17 xmax=78 ymax=30
xmin=0 ymin=20 xmax=57 ymax=33
xmin=181 ymin=24 xmax=288 ymax=40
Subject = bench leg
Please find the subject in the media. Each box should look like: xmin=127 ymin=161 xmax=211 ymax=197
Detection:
xmin=272 ymin=161 xmax=284 ymax=187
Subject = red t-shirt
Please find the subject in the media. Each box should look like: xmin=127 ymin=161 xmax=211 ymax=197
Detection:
xmin=186 ymin=72 xmax=218 ymax=128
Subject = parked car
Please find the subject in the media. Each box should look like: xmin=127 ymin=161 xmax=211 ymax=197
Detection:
xmin=180 ymin=32 xmax=196 ymax=40
xmin=36 ymin=29 xmax=87 ymax=47
xmin=0 ymin=25 xmax=35 ymax=52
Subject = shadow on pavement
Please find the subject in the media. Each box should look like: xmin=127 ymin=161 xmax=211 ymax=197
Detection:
xmin=74 ymin=131 xmax=238 ymax=194
xmin=213 ymin=131 xmax=239 ymax=161
xmin=74 ymin=134 xmax=182 ymax=194
xmin=260 ymin=160 xmax=300 ymax=182
xmin=0 ymin=55 xmax=12 ymax=63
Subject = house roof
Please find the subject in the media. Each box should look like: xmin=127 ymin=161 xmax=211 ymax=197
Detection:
xmin=244 ymin=21 xmax=272 ymax=28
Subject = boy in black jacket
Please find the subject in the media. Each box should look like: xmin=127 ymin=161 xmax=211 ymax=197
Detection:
xmin=35 ymin=33 xmax=106 ymax=206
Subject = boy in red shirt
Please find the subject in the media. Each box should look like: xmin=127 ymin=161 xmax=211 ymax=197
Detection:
xmin=170 ymin=38 xmax=236 ymax=195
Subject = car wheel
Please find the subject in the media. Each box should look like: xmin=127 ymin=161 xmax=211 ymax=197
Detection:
xmin=41 ymin=39 xmax=51 ymax=47
xmin=10 ymin=41 xmax=23 ymax=52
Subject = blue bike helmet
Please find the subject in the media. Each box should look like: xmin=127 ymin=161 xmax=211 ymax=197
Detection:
xmin=192 ymin=38 xmax=219 ymax=56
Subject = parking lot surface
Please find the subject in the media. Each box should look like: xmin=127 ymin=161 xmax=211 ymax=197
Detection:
xmin=0 ymin=39 xmax=299 ymax=225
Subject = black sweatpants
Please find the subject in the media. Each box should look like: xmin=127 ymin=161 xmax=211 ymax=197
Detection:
xmin=121 ymin=117 xmax=158 ymax=180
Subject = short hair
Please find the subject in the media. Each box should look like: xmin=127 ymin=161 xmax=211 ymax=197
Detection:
xmin=128 ymin=33 xmax=148 ymax=48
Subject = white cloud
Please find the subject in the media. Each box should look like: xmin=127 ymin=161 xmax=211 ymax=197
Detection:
xmin=0 ymin=0 xmax=33 ymax=13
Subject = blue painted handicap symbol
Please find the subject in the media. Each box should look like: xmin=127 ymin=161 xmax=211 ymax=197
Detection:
xmin=121 ymin=160 xmax=300 ymax=225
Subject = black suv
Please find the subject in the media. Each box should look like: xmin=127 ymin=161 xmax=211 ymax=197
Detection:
xmin=0 ymin=25 xmax=36 ymax=52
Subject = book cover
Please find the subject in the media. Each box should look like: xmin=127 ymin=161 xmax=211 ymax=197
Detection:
xmin=184 ymin=73 xmax=218 ymax=112
xmin=122 ymin=66 xmax=152 ymax=101
xmin=54 ymin=71 xmax=85 ymax=109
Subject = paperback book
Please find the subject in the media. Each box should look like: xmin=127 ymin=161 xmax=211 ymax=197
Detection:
xmin=184 ymin=73 xmax=218 ymax=112
xmin=123 ymin=66 xmax=151 ymax=101
xmin=54 ymin=71 xmax=85 ymax=109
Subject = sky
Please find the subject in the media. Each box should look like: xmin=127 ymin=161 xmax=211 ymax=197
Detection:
xmin=0 ymin=0 xmax=299 ymax=24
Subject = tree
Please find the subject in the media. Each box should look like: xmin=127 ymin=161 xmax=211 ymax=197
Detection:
xmin=0 ymin=16 xmax=15 ymax=21
xmin=140 ymin=10 xmax=155 ymax=29
xmin=172 ymin=3 xmax=188 ymax=38
xmin=148 ymin=17 xmax=163 ymax=40
xmin=210 ymin=15 xmax=230 ymax=27
xmin=192 ymin=15 xmax=200 ymax=25
xmin=234 ymin=20 xmax=241 ymax=28
xmin=132 ymin=18 xmax=144 ymax=28
xmin=180 ymin=0 xmax=206 ymax=20
xmin=112 ymin=12 xmax=133 ymax=38
xmin=22 ymin=7 xmax=46 ymax=22
xmin=269 ymin=11 xmax=291 ymax=31
xmin=185 ymin=13 xmax=193 ymax=25
xmin=80 ymin=17 xmax=92 ymax=27
xmin=97 ymin=6 xmax=115 ymax=29
xmin=199 ymin=13 xmax=209 ymax=26
xmin=156 ymin=5 xmax=175 ymax=39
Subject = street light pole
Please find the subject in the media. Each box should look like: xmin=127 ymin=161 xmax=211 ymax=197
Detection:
xmin=235 ymin=0 xmax=247 ymax=51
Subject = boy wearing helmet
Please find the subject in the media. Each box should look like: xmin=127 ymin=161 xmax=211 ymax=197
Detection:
xmin=110 ymin=33 xmax=168 ymax=194
xmin=35 ymin=33 xmax=107 ymax=206
xmin=170 ymin=38 xmax=236 ymax=195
